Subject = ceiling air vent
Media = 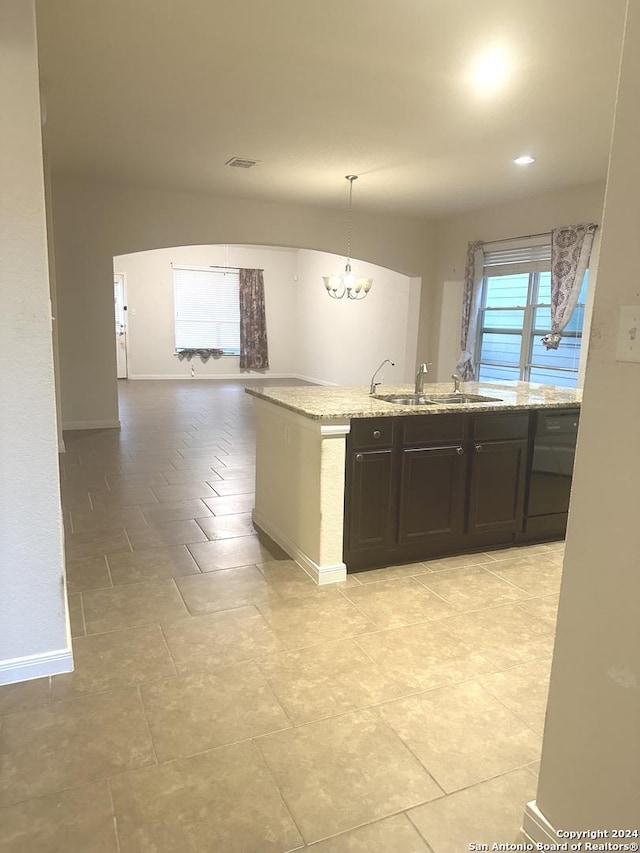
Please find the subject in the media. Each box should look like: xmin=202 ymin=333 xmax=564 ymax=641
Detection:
xmin=225 ymin=157 xmax=260 ymax=169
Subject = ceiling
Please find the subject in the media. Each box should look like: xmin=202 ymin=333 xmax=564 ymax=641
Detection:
xmin=35 ymin=0 xmax=627 ymax=217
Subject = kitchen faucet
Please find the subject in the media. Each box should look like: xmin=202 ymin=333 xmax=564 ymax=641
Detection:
xmin=369 ymin=359 xmax=395 ymax=395
xmin=451 ymin=373 xmax=462 ymax=394
xmin=414 ymin=362 xmax=431 ymax=394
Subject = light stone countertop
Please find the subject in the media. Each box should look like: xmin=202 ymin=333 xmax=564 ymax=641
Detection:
xmin=245 ymin=380 xmax=582 ymax=421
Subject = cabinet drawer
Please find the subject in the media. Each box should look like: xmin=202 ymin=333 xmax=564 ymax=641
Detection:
xmin=402 ymin=414 xmax=465 ymax=446
xmin=350 ymin=418 xmax=395 ymax=449
xmin=472 ymin=412 xmax=530 ymax=441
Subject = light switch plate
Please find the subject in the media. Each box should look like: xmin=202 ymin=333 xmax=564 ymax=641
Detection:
xmin=615 ymin=305 xmax=640 ymax=362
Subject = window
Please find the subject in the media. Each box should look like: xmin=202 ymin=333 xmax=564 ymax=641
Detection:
xmin=173 ymin=265 xmax=240 ymax=354
xmin=475 ymin=242 xmax=588 ymax=388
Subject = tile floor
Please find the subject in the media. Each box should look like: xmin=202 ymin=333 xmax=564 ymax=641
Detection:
xmin=0 ymin=380 xmax=565 ymax=852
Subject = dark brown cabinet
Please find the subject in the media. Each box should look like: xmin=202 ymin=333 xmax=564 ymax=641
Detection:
xmin=347 ymin=449 xmax=395 ymax=553
xmin=344 ymin=410 xmax=532 ymax=572
xmin=398 ymin=444 xmax=466 ymax=546
xmin=467 ymin=438 xmax=528 ymax=538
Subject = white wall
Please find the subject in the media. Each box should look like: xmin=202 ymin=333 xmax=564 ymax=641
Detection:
xmin=115 ymin=244 xmax=299 ymax=379
xmin=429 ymin=182 xmax=606 ymax=380
xmin=114 ymin=244 xmax=418 ymax=385
xmin=51 ymin=178 xmax=434 ymax=428
xmin=294 ymin=250 xmax=421 ymax=386
xmin=0 ymin=0 xmax=70 ymax=682
xmin=526 ymin=0 xmax=640 ymax=830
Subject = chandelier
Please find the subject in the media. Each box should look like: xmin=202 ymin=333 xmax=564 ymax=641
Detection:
xmin=323 ymin=175 xmax=373 ymax=300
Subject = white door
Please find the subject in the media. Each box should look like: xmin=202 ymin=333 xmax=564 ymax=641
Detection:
xmin=114 ymin=274 xmax=128 ymax=379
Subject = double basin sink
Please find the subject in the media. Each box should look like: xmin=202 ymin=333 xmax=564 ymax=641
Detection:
xmin=376 ymin=393 xmax=503 ymax=407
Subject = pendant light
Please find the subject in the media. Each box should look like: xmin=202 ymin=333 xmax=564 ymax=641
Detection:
xmin=323 ymin=175 xmax=373 ymax=300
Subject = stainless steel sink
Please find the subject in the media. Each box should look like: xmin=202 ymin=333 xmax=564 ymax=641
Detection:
xmin=375 ymin=393 xmax=502 ymax=406
xmin=376 ymin=394 xmax=435 ymax=405
xmin=424 ymin=393 xmax=503 ymax=404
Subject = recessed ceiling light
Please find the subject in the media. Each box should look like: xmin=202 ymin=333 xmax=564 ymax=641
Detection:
xmin=470 ymin=46 xmax=511 ymax=94
xmin=514 ymin=155 xmax=535 ymax=165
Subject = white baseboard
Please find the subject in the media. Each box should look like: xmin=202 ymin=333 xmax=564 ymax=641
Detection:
xmin=253 ymin=510 xmax=347 ymax=585
xmin=62 ymin=419 xmax=121 ymax=431
xmin=291 ymin=374 xmax=338 ymax=386
xmin=522 ymin=801 xmax=559 ymax=843
xmin=0 ymin=648 xmax=73 ymax=686
xmin=127 ymin=373 xmax=301 ymax=380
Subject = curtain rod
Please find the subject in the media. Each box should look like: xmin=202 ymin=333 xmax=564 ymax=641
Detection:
xmin=170 ymin=263 xmax=264 ymax=271
xmin=484 ymin=231 xmax=551 ymax=246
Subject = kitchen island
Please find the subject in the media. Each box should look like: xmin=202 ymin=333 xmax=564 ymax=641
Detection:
xmin=245 ymin=381 xmax=581 ymax=584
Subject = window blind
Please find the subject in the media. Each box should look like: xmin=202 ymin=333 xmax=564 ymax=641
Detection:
xmin=483 ymin=242 xmax=551 ymax=270
xmin=173 ymin=266 xmax=240 ymax=353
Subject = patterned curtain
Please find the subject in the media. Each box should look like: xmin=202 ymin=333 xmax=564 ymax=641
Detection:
xmin=456 ymin=240 xmax=484 ymax=380
xmin=541 ymin=223 xmax=597 ymax=350
xmin=239 ymin=268 xmax=269 ymax=370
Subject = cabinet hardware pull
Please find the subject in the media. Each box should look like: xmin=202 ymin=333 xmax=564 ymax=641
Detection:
xmin=356 ymin=453 xmax=363 ymax=462
xmin=475 ymin=443 xmax=483 ymax=453
xmin=373 ymin=430 xmax=381 ymax=439
xmin=456 ymin=446 xmax=464 ymax=455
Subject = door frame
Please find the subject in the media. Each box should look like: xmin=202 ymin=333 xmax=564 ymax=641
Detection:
xmin=113 ymin=272 xmax=128 ymax=379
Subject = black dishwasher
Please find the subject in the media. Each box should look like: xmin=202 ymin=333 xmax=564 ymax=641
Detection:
xmin=520 ymin=408 xmax=580 ymax=540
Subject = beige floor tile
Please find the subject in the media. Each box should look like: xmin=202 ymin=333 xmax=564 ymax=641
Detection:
xmin=118 ymin=460 xmax=176 ymax=475
xmin=105 ymin=472 xmax=169 ymax=488
xmin=139 ymin=499 xmax=212 ymax=523
xmin=352 ymin=562 xmax=433 ymax=585
xmin=203 ymin=493 xmax=255 ymax=515
xmin=70 ymin=506 xmax=147 ymax=534
xmin=110 ymin=741 xmax=302 ymax=853
xmin=149 ymin=482 xmax=218 ymax=503
xmin=517 ymin=593 xmax=560 ymax=632
xmin=64 ymin=528 xmax=131 ymax=561
xmin=187 ymin=535 xmax=277 ymax=571
xmin=126 ymin=518 xmax=208 ymax=550
xmin=90 ymin=485 xmax=159 ymax=507
xmin=51 ymin=624 xmax=177 ymax=701
xmin=306 ymin=813 xmax=430 ymax=852
xmin=176 ymin=565 xmax=280 ymax=614
xmin=166 ymin=455 xmax=227 ymax=471
xmin=0 ymin=780 xmax=118 ymax=853
xmin=210 ymin=477 xmax=255 ymax=496
xmin=65 ymin=555 xmax=112 ymax=594
xmin=407 ymin=768 xmax=537 ymax=853
xmin=486 ymin=543 xmax=559 ymax=562
xmin=67 ymin=593 xmax=86 ymax=637
xmin=0 ymin=689 xmax=155 ymax=807
xmin=257 ymin=559 xmax=326 ymax=598
xmin=342 ymin=576 xmax=453 ymax=628
xmin=82 ymin=580 xmax=189 ymax=633
xmin=481 ymin=554 xmax=563 ymax=596
xmin=438 ymin=604 xmax=554 ymax=669
xmin=159 ymin=466 xmax=223 ymax=485
xmin=106 ymin=545 xmax=200 ymax=585
xmin=140 ymin=662 xmax=291 ymax=761
xmin=526 ymin=759 xmax=541 ymax=780
xmin=355 ymin=621 xmax=494 ymax=692
xmin=421 ymin=552 xmax=493 ymax=571
xmin=214 ymin=464 xmax=256 ymax=480
xmin=258 ymin=638 xmax=409 ymax=724
xmin=378 ymin=681 xmax=541 ymax=793
xmin=416 ymin=565 xmax=529 ymax=613
xmin=257 ymin=590 xmax=375 ymax=650
xmin=214 ymin=453 xmax=255 ymax=467
xmin=162 ymin=606 xmax=286 ymax=673
xmin=255 ymin=708 xmax=442 ymax=843
xmin=194 ymin=512 xmax=257 ymax=540
xmin=479 ymin=659 xmax=552 ymax=734
xmin=0 ymin=678 xmax=50 ymax=715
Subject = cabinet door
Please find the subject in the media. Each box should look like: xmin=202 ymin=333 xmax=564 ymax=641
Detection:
xmin=467 ymin=438 xmax=527 ymax=536
xmin=398 ymin=444 xmax=466 ymax=546
xmin=347 ymin=449 xmax=395 ymax=552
